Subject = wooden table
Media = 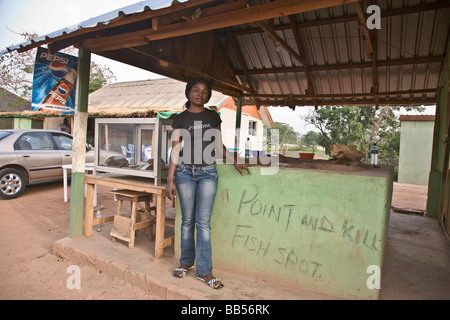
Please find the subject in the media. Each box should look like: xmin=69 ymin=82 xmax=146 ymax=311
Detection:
xmin=84 ymin=174 xmax=173 ymax=258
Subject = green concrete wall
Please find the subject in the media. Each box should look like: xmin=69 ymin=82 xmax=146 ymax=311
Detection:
xmin=175 ymin=164 xmax=394 ymax=299
xmin=427 ymin=71 xmax=449 ymax=219
xmin=15 ymin=117 xmax=32 ymax=129
xmin=398 ymin=120 xmax=434 ymax=185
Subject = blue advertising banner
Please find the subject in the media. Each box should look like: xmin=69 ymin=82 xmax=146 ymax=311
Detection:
xmin=31 ymin=47 xmax=78 ymax=114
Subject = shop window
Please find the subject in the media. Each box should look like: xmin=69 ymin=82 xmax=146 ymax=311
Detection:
xmin=249 ymin=120 xmax=257 ymax=136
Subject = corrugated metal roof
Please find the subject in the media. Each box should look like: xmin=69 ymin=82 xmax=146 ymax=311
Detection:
xmin=227 ymin=0 xmax=449 ymax=107
xmin=2 ymin=0 xmax=449 ymax=108
xmin=0 ymin=0 xmax=184 ymax=55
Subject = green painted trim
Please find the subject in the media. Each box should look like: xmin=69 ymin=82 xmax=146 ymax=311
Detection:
xmin=426 ymin=88 xmax=449 ymax=219
xmin=426 ymin=31 xmax=450 ymax=220
xmin=427 ymin=171 xmax=442 ymax=218
xmin=69 ymin=172 xmax=85 ymax=238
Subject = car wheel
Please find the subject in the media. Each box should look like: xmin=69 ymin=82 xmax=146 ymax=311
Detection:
xmin=0 ymin=168 xmax=27 ymax=200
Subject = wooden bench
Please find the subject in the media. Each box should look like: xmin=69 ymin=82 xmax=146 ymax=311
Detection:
xmin=109 ymin=190 xmax=155 ymax=249
xmin=84 ymin=174 xmax=174 ymax=258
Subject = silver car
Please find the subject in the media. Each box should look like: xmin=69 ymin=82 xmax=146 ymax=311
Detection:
xmin=0 ymin=129 xmax=123 ymax=199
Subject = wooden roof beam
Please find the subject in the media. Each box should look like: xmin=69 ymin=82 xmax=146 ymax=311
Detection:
xmin=83 ymin=0 xmax=360 ymax=52
xmin=151 ymin=0 xmax=246 ymax=30
xmin=247 ymin=97 xmax=436 ymax=107
xmin=221 ymin=2 xmax=450 ymax=38
xmin=355 ymin=2 xmax=379 ymax=108
xmin=288 ymin=15 xmax=317 ymax=109
xmin=16 ymin=0 xmax=218 ymax=53
xmin=227 ymin=30 xmax=255 ymax=92
xmin=13 ymin=1 xmax=449 ymax=54
xmin=127 ymin=47 xmax=254 ymax=94
xmin=234 ymin=56 xmax=445 ymax=75
xmin=83 ymin=0 xmax=247 ymax=52
xmin=355 ymin=2 xmax=374 ymax=58
xmin=252 ymin=18 xmax=317 ymax=110
xmin=241 ymin=88 xmax=437 ymax=100
xmin=253 ymin=20 xmax=303 ymax=65
xmin=95 ymin=48 xmax=243 ymax=98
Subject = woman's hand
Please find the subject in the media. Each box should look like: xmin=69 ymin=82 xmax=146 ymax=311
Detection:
xmin=214 ymin=127 xmax=254 ymax=176
xmin=234 ymin=162 xmax=253 ymax=176
xmin=165 ymin=180 xmax=177 ymax=201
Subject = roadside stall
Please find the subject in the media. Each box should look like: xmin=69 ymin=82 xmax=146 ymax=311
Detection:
xmin=2 ymin=0 xmax=448 ymax=300
xmin=175 ymin=160 xmax=393 ymax=299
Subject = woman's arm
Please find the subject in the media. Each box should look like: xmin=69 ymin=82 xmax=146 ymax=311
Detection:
xmin=215 ymin=125 xmax=252 ymax=176
xmin=165 ymin=129 xmax=182 ymax=201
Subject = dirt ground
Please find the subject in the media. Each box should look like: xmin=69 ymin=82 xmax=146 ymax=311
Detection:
xmin=0 ymin=180 xmax=446 ymax=299
xmin=0 ymin=182 xmax=159 ymax=299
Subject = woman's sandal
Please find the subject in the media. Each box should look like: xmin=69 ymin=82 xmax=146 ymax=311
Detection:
xmin=196 ymin=275 xmax=224 ymax=289
xmin=173 ymin=265 xmax=194 ymax=278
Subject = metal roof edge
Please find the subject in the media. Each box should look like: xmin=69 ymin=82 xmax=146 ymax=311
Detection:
xmin=1 ymin=0 xmax=185 ymax=55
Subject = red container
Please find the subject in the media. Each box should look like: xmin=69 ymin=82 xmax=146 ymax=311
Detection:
xmin=299 ymin=152 xmax=314 ymax=159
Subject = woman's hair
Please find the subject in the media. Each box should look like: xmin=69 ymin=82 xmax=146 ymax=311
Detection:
xmin=185 ymin=78 xmax=212 ymax=108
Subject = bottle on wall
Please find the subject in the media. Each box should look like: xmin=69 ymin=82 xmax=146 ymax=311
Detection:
xmin=95 ymin=205 xmax=104 ymax=232
xmin=245 ymin=137 xmax=251 ymax=158
xmin=370 ymin=143 xmax=378 ymax=166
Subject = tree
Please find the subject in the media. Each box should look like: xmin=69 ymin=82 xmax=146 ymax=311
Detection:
xmin=266 ymin=122 xmax=299 ymax=153
xmin=0 ymin=32 xmax=38 ymax=99
xmin=0 ymin=31 xmax=116 ymax=100
xmin=378 ymin=130 xmax=400 ymax=180
xmin=304 ymin=106 xmax=365 ymax=154
xmin=272 ymin=122 xmax=298 ymax=144
xmin=300 ymin=130 xmax=320 ymax=151
xmin=89 ymin=61 xmax=115 ymax=93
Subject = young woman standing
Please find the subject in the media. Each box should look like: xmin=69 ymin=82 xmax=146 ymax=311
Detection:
xmin=165 ymin=78 xmax=250 ymax=289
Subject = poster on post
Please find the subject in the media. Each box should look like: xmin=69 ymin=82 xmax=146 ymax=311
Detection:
xmin=31 ymin=47 xmax=78 ymax=114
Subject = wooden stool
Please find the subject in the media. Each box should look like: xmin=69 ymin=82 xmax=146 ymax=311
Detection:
xmin=109 ymin=189 xmax=156 ymax=248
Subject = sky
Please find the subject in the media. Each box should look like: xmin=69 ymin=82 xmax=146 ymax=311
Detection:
xmin=0 ymin=0 xmax=162 ymax=82
xmin=0 ymin=0 xmax=435 ymax=135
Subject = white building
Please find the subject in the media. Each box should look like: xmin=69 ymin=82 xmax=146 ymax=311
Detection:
xmin=216 ymin=97 xmax=273 ymax=154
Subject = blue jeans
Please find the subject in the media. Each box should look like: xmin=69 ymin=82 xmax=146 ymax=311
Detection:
xmin=175 ymin=163 xmax=218 ymax=277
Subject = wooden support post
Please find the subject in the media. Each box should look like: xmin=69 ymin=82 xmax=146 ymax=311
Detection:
xmin=69 ymin=47 xmax=91 ymax=238
xmin=83 ymin=183 xmax=95 ymax=238
xmin=427 ymin=32 xmax=450 ymax=221
xmin=234 ymin=96 xmax=242 ymax=150
xmin=155 ymin=192 xmax=166 ymax=258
